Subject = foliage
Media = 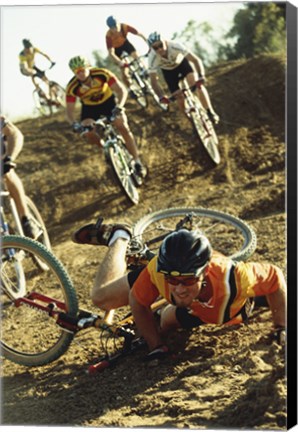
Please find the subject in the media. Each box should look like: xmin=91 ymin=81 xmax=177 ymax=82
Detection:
xmin=172 ymin=20 xmax=220 ymax=66
xmin=221 ymin=3 xmax=286 ymax=60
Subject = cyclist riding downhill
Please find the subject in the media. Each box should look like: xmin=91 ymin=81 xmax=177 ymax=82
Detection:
xmin=65 ymin=55 xmax=147 ymax=180
xmin=19 ymin=38 xmax=57 ymax=104
xmin=146 ymin=32 xmax=219 ymax=125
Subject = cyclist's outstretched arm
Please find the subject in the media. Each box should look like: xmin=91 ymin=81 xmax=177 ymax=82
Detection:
xmin=129 ymin=290 xmax=163 ymax=351
xmin=110 ymin=79 xmax=128 ymax=109
xmin=185 ymin=52 xmax=205 ymax=79
xmin=66 ymin=101 xmax=77 ymax=124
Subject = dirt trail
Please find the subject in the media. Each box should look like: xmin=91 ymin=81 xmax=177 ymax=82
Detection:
xmin=1 ymin=53 xmax=286 ymax=429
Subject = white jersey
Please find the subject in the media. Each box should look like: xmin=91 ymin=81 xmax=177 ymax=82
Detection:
xmin=147 ymin=41 xmax=189 ymax=73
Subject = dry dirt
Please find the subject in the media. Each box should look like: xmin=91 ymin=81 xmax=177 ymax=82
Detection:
xmin=1 ymin=53 xmax=287 ymax=429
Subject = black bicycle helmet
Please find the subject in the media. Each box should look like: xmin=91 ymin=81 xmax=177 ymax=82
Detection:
xmin=157 ymin=229 xmax=212 ymax=277
xmin=106 ymin=16 xmax=117 ymax=28
xmin=22 ymin=39 xmax=32 ymax=48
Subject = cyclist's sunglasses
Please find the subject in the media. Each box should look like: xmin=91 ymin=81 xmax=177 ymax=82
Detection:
xmin=152 ymin=42 xmax=163 ymax=51
xmin=165 ymin=276 xmax=200 ymax=286
xmin=73 ymin=67 xmax=86 ymax=74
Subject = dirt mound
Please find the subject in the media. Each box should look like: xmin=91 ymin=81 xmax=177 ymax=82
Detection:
xmin=2 ymin=54 xmax=286 ymax=429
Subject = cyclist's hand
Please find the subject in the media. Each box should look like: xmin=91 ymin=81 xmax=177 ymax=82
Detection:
xmin=50 ymin=61 xmax=56 ymax=69
xmin=72 ymin=122 xmax=82 ymax=133
xmin=196 ymin=76 xmax=206 ymax=88
xmin=111 ymin=106 xmax=124 ymax=120
xmin=144 ymin=344 xmax=169 ymax=362
xmin=159 ymin=96 xmax=170 ymax=105
xmin=2 ymin=156 xmax=16 ymax=175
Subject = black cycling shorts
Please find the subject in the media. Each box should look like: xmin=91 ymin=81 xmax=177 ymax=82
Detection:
xmin=33 ymin=66 xmax=45 ymax=79
xmin=115 ymin=40 xmax=136 ymax=57
xmin=81 ymin=95 xmax=116 ymax=121
xmin=161 ymin=58 xmax=194 ymax=93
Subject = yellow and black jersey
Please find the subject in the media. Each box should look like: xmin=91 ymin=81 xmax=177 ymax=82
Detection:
xmin=106 ymin=23 xmax=138 ymax=49
xmin=66 ymin=67 xmax=117 ymax=106
xmin=19 ymin=47 xmax=42 ymax=68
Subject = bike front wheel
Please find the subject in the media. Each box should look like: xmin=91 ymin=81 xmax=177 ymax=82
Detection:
xmin=191 ymin=101 xmax=220 ymax=165
xmin=33 ymin=89 xmax=51 ymax=116
xmin=108 ymin=141 xmax=140 ymax=205
xmin=133 ymin=207 xmax=257 ymax=262
xmin=1 ymin=235 xmax=78 ymax=367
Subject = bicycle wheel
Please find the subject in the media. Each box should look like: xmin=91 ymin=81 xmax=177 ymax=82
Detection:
xmin=25 ymin=196 xmax=51 ymax=271
xmin=108 ymin=141 xmax=139 ymax=205
xmin=1 ymin=245 xmax=26 ymax=299
xmin=191 ymin=103 xmax=220 ymax=165
xmin=49 ymin=81 xmax=66 ymax=112
xmin=130 ymin=74 xmax=148 ymax=108
xmin=1 ymin=235 xmax=78 ymax=367
xmin=143 ymin=78 xmax=169 ymax=112
xmin=133 ymin=207 xmax=257 ymax=262
xmin=32 ymin=89 xmax=51 ymax=116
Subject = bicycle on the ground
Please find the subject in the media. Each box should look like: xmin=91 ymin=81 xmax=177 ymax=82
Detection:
xmin=76 ymin=114 xmax=143 ymax=205
xmin=32 ymin=64 xmax=66 ymax=116
xmin=1 ymin=207 xmax=256 ymax=373
xmin=170 ymin=79 xmax=220 ymax=165
xmin=1 ymin=179 xmax=51 ymax=280
xmin=122 ymin=53 xmax=169 ymax=112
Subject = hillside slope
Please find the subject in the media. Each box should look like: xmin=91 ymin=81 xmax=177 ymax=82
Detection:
xmin=2 ymin=54 xmax=286 ymax=429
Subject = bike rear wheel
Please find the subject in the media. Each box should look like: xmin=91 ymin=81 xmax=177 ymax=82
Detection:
xmin=130 ymin=74 xmax=148 ymax=108
xmin=33 ymin=89 xmax=52 ymax=116
xmin=133 ymin=207 xmax=257 ymax=262
xmin=1 ymin=235 xmax=78 ymax=367
xmin=49 ymin=81 xmax=66 ymax=112
xmin=25 ymin=196 xmax=51 ymax=271
xmin=108 ymin=141 xmax=140 ymax=205
xmin=191 ymin=104 xmax=220 ymax=165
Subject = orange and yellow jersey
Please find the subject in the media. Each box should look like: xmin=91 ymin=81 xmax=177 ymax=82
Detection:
xmin=131 ymin=251 xmax=285 ymax=325
xmin=65 ymin=67 xmax=117 ymax=106
xmin=106 ymin=23 xmax=138 ymax=49
xmin=19 ymin=47 xmax=42 ymax=68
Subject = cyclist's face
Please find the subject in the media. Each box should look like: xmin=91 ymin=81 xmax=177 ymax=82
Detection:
xmin=166 ymin=275 xmax=203 ymax=307
xmin=74 ymin=67 xmax=90 ymax=81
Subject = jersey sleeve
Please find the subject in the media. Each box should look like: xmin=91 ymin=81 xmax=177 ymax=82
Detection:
xmin=235 ymin=262 xmax=286 ymax=298
xmin=131 ymin=266 xmax=160 ymax=307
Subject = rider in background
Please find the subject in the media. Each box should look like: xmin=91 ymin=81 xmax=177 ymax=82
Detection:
xmin=19 ymin=39 xmax=56 ymax=102
xmin=1 ymin=116 xmax=40 ymax=239
xmin=66 ymin=56 xmax=147 ymax=179
xmin=147 ymin=32 xmax=219 ymax=125
xmin=105 ymin=16 xmax=147 ymax=90
xmin=72 ymin=217 xmax=286 ymax=358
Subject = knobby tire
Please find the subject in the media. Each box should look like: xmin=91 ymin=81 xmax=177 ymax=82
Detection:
xmin=1 ymin=235 xmax=78 ymax=366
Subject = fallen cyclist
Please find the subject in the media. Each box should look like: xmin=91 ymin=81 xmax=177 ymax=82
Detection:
xmin=72 ymin=218 xmax=286 ymax=360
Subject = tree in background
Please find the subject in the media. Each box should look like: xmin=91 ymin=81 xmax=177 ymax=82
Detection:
xmin=172 ymin=20 xmax=220 ymax=67
xmin=219 ymin=2 xmax=286 ymax=60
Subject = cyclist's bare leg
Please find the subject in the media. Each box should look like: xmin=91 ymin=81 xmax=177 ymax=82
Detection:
xmin=80 ymin=118 xmax=103 ymax=148
xmin=4 ymin=171 xmax=29 ymax=218
xmin=91 ymin=238 xmax=131 ymax=323
xmin=113 ymin=113 xmax=139 ymax=160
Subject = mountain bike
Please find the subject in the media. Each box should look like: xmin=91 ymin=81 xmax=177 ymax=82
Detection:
xmin=77 ymin=114 xmax=142 ymax=205
xmin=1 ymin=181 xmax=51 ymax=277
xmin=122 ymin=53 xmax=169 ymax=112
xmin=1 ymin=207 xmax=256 ymax=373
xmin=171 ymin=79 xmax=220 ymax=165
xmin=32 ymin=64 xmax=66 ymax=116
